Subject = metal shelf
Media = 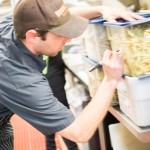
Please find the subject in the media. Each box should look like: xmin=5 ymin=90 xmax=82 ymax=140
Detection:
xmin=109 ymin=106 xmax=150 ymax=143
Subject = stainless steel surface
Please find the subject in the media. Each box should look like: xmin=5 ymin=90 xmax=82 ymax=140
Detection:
xmin=109 ymin=106 xmax=150 ymax=143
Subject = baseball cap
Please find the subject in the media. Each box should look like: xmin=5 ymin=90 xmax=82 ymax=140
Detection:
xmin=13 ymin=0 xmax=89 ymax=39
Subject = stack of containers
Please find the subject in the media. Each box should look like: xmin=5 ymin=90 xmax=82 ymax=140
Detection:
xmin=82 ymin=55 xmax=104 ymax=97
xmin=82 ymin=17 xmax=108 ymax=98
xmin=82 ymin=18 xmax=118 ymax=105
xmin=104 ymin=13 xmax=150 ymax=126
xmin=83 ymin=17 xmax=111 ymax=62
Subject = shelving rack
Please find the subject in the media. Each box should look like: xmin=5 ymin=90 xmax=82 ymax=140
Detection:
xmin=63 ymin=53 xmax=150 ymax=149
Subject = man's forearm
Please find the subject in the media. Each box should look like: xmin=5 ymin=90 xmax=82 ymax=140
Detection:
xmin=58 ymin=77 xmax=117 ymax=143
xmin=69 ymin=6 xmax=104 ymax=19
xmin=69 ymin=5 xmax=143 ymax=22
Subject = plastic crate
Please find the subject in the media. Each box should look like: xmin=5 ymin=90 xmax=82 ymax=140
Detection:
xmin=83 ymin=56 xmax=118 ymax=105
xmin=82 ymin=56 xmax=103 ymax=97
xmin=83 ymin=18 xmax=111 ymax=62
xmin=117 ymin=75 xmax=150 ymax=126
xmin=104 ymin=14 xmax=150 ymax=76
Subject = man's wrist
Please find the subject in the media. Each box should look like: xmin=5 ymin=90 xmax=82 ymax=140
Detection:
xmin=102 ymin=76 xmax=119 ymax=89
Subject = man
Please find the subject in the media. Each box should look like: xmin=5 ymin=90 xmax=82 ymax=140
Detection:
xmin=0 ymin=0 xmax=143 ymax=149
xmin=43 ymin=2 xmax=143 ymax=150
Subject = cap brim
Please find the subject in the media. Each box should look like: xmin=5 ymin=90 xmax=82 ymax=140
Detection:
xmin=49 ymin=15 xmax=89 ymax=38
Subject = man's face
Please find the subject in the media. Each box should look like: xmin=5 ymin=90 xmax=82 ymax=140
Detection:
xmin=36 ymin=32 xmax=71 ymax=56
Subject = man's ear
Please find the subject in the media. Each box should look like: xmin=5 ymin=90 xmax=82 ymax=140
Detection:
xmin=25 ymin=30 xmax=39 ymax=42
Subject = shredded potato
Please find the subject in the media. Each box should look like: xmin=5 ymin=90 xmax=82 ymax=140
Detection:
xmin=109 ymin=23 xmax=150 ymax=76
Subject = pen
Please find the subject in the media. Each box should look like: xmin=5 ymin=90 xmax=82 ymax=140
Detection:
xmin=89 ymin=62 xmax=102 ymax=72
xmin=89 ymin=50 xmax=120 ymax=72
xmin=89 ymin=62 xmax=125 ymax=78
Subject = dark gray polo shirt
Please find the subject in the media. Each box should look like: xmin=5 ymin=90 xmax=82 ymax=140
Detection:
xmin=0 ymin=15 xmax=75 ymax=135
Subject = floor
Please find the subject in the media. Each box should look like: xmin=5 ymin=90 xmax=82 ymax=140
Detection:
xmin=10 ymin=115 xmax=67 ymax=150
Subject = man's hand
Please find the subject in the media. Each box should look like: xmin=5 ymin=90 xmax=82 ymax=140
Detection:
xmin=101 ymin=50 xmax=124 ymax=83
xmin=100 ymin=6 xmax=144 ymax=22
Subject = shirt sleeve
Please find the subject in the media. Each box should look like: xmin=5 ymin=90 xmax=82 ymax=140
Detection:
xmin=0 ymin=14 xmax=13 ymax=33
xmin=1 ymin=60 xmax=75 ymax=135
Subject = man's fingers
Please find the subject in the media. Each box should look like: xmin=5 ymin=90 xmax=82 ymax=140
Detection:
xmin=104 ymin=16 xmax=117 ymax=22
xmin=127 ymin=12 xmax=144 ymax=20
xmin=102 ymin=50 xmax=112 ymax=61
xmin=120 ymin=12 xmax=144 ymax=22
xmin=104 ymin=11 xmax=144 ymax=22
xmin=102 ymin=50 xmax=124 ymax=66
xmin=112 ymin=51 xmax=124 ymax=64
